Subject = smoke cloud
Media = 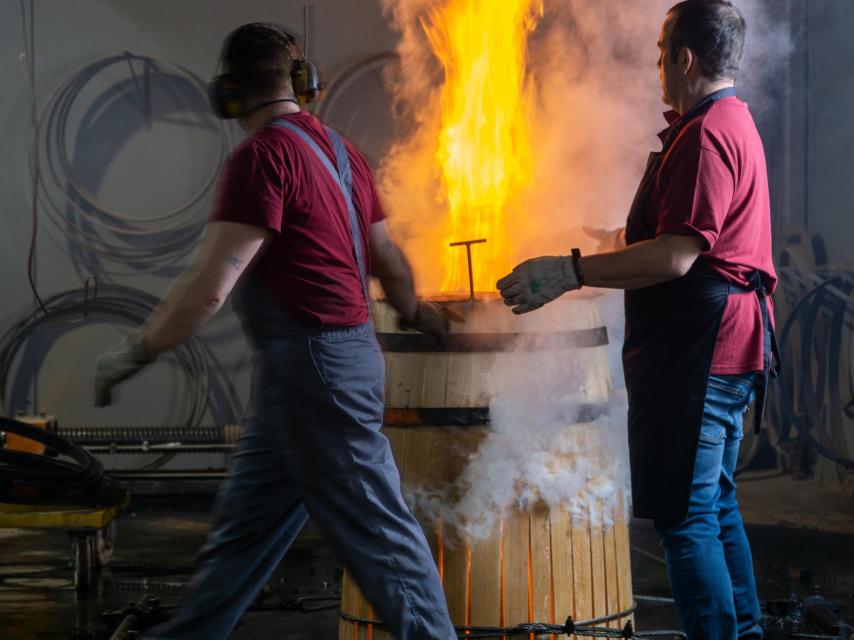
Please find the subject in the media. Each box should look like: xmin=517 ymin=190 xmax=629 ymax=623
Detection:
xmin=379 ymin=0 xmax=792 ymax=274
xmin=378 ymin=0 xmax=792 ymax=537
xmin=403 ymin=326 xmax=631 ymax=540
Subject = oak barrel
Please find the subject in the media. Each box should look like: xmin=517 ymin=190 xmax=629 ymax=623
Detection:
xmin=339 ymin=295 xmax=633 ymax=639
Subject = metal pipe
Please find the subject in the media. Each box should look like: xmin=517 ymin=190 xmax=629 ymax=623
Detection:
xmin=85 ymin=444 xmax=234 ymax=454
xmin=303 ymin=4 xmax=311 ymax=58
xmin=105 ymin=594 xmax=165 ymax=640
xmin=56 ymin=424 xmax=241 ymax=446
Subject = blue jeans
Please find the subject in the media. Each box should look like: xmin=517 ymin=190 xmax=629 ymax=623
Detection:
xmin=655 ymin=374 xmax=763 ymax=640
xmin=144 ymin=323 xmax=455 ymax=640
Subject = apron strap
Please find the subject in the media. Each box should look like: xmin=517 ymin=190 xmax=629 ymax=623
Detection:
xmin=661 ymin=87 xmax=738 ymax=151
xmin=627 ymin=88 xmax=738 ymax=245
xmin=270 ymin=119 xmax=371 ymax=307
xmin=744 ymin=270 xmax=782 ymax=433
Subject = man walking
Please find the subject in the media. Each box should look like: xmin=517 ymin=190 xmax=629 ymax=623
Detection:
xmin=95 ymin=23 xmax=457 ymax=640
xmin=498 ymin=2 xmax=776 ymax=638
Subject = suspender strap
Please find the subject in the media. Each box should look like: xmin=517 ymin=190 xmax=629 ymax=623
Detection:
xmin=325 ymin=126 xmax=370 ymax=304
xmin=270 ymin=119 xmax=370 ymax=306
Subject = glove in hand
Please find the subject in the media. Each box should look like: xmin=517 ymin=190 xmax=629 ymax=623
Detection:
xmin=94 ymin=333 xmax=154 ymax=407
xmin=496 ymin=255 xmax=580 ymax=314
xmin=400 ymin=301 xmax=465 ymax=342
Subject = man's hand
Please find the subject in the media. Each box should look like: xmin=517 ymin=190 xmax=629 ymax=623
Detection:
xmin=94 ymin=333 xmax=154 ymax=406
xmin=496 ymin=255 xmax=581 ymax=315
xmin=582 ymin=226 xmax=625 ymax=253
xmin=400 ymin=301 xmax=465 ymax=342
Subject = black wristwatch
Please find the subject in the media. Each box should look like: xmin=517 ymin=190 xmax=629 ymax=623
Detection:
xmin=571 ymin=248 xmax=585 ymax=287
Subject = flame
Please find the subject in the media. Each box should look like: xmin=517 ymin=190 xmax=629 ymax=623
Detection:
xmin=421 ymin=0 xmax=543 ymax=292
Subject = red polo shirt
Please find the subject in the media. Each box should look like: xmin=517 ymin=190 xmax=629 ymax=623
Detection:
xmin=645 ymin=96 xmax=777 ymax=374
xmin=211 ymin=111 xmax=385 ymax=326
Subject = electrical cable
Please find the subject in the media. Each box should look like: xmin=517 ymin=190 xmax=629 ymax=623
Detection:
xmin=44 ymin=54 xmax=220 ymax=227
xmin=18 ymin=0 xmax=97 ymax=323
xmin=0 ymin=416 xmax=128 ymax=507
xmin=338 ymin=602 xmax=687 ymax=639
xmin=631 ymin=544 xmax=667 ymax=565
xmin=775 ymin=268 xmax=854 ymax=469
xmin=140 ymin=452 xmax=178 ymax=471
xmin=633 ymin=594 xmax=676 ymax=606
xmin=314 ymin=52 xmax=403 ymax=169
xmin=33 ymin=51 xmax=236 ymax=276
xmin=0 ymin=284 xmax=242 ymax=426
xmin=100 ymin=571 xmax=686 ymax=638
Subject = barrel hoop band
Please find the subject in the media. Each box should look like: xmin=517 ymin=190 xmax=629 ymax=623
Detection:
xmin=383 ymin=403 xmax=610 ymax=427
xmin=376 ymin=326 xmax=608 ymax=353
xmin=338 ymin=600 xmax=639 ymax=635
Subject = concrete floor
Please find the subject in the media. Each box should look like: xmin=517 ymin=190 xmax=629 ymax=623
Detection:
xmin=2 ymin=473 xmax=853 ymax=639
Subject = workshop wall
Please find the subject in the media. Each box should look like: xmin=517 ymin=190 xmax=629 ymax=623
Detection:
xmin=800 ymin=0 xmax=854 ymax=264
xmin=1 ymin=0 xmax=850 ymax=450
xmin=775 ymin=0 xmax=854 ymax=264
xmin=0 ymin=1 xmax=398 ymax=441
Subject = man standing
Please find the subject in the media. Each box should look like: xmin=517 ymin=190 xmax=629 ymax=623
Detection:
xmin=95 ymin=23 xmax=457 ymax=640
xmin=498 ymin=2 xmax=776 ymax=638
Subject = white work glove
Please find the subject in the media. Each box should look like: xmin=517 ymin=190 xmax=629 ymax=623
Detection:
xmin=496 ymin=255 xmax=581 ymax=314
xmin=94 ymin=333 xmax=154 ymax=406
xmin=582 ymin=226 xmax=625 ymax=252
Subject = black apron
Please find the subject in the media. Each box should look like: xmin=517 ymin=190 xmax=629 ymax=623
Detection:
xmin=623 ymin=88 xmax=780 ymax=525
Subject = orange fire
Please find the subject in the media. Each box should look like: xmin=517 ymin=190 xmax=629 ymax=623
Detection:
xmin=421 ymin=0 xmax=543 ymax=293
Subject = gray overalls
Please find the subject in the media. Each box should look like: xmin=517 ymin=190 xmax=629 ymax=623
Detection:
xmin=144 ymin=122 xmax=455 ymax=640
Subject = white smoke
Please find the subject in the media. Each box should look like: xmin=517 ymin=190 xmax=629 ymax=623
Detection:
xmin=380 ymin=0 xmax=792 ymax=539
xmin=405 ymin=359 xmax=629 ymax=541
xmin=398 ymin=297 xmax=631 ymax=541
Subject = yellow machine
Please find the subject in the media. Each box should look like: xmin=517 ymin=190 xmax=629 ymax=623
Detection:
xmin=0 ymin=414 xmax=128 ymax=591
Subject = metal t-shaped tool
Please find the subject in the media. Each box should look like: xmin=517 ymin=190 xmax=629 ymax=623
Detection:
xmin=449 ymin=238 xmax=487 ymax=302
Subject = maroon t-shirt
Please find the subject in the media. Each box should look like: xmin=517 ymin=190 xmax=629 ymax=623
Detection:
xmin=645 ymin=96 xmax=778 ymax=374
xmin=211 ymin=111 xmax=385 ymax=326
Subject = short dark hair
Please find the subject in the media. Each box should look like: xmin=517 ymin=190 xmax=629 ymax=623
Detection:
xmin=668 ymin=0 xmax=746 ymax=80
xmin=221 ymin=23 xmax=300 ymax=97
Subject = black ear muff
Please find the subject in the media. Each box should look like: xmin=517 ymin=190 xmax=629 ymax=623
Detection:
xmin=211 ymin=22 xmax=324 ymax=116
xmin=291 ymin=59 xmax=321 ymax=105
xmin=208 ymin=73 xmax=245 ymax=119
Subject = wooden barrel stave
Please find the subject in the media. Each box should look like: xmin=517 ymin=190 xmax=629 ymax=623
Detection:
xmin=339 ymin=297 xmax=632 ymax=639
xmin=338 ymin=505 xmax=634 ymax=638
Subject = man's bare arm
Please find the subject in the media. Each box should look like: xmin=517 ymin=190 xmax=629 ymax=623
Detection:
xmin=579 ymin=233 xmax=705 ymax=290
xmin=369 ymin=220 xmax=418 ymax=322
xmin=142 ymin=221 xmax=271 ymax=355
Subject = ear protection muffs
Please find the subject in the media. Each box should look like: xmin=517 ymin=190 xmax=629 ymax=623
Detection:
xmin=209 ymin=22 xmax=323 ymax=119
xmin=208 ymin=73 xmax=246 ymax=119
xmin=291 ymin=57 xmax=321 ymax=106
